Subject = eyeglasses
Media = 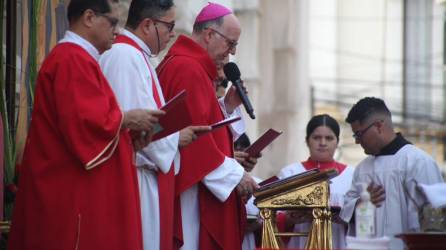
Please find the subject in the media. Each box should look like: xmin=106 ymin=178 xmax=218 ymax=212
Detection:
xmin=208 ymin=28 xmax=238 ymax=50
xmin=153 ymin=19 xmax=175 ymax=32
xmin=95 ymin=12 xmax=119 ymax=28
xmin=352 ymin=120 xmax=381 ymax=140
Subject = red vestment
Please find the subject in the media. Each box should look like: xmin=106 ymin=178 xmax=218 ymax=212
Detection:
xmin=157 ymin=35 xmax=245 ymax=250
xmin=7 ymin=43 xmax=143 ymax=250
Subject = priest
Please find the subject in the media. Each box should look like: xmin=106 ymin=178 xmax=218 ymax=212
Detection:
xmin=7 ymin=1 xmax=162 ymax=249
xmin=99 ymin=0 xmax=210 ymax=249
xmin=157 ymin=2 xmax=258 ymax=250
xmin=340 ymin=97 xmax=444 ymax=250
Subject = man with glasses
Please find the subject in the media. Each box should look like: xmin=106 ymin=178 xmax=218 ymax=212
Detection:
xmin=100 ymin=1 xmax=211 ymax=250
xmin=157 ymin=2 xmax=258 ymax=250
xmin=7 ymin=0 xmax=163 ymax=249
xmin=340 ymin=97 xmax=444 ymax=250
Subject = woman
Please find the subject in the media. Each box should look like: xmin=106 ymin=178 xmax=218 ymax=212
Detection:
xmin=277 ymin=114 xmax=354 ymax=249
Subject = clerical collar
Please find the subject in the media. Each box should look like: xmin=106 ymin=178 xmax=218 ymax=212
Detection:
xmin=301 ymin=158 xmax=347 ymax=174
xmin=58 ymin=31 xmax=100 ymax=61
xmin=376 ymin=133 xmax=411 ymax=156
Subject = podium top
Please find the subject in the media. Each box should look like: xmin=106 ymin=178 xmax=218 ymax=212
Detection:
xmin=253 ymin=168 xmax=338 ymax=201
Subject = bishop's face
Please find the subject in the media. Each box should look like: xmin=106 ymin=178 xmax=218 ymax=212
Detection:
xmin=306 ymin=125 xmax=338 ymax=162
xmin=207 ymin=15 xmax=240 ymax=69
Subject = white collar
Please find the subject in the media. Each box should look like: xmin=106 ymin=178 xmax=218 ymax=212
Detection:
xmin=58 ymin=30 xmax=101 ymax=61
xmin=121 ymin=29 xmax=153 ymax=56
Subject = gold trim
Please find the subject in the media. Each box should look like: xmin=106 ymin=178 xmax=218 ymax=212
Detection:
xmin=85 ymin=112 xmax=124 ymax=170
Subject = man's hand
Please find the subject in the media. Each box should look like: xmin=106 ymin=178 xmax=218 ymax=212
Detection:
xmin=123 ymin=109 xmax=164 ymax=151
xmin=223 ymin=81 xmax=247 ymax=114
xmin=129 ymin=130 xmax=153 ymax=151
xmin=367 ymin=182 xmax=386 ymax=207
xmin=179 ymin=126 xmax=212 ymax=148
xmin=234 ymin=151 xmax=261 ymax=172
xmin=123 ymin=109 xmax=165 ymax=132
xmin=236 ymin=172 xmax=259 ymax=202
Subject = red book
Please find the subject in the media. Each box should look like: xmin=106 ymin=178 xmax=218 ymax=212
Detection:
xmin=196 ymin=116 xmax=242 ymax=136
xmin=152 ymin=90 xmax=191 ymax=141
xmin=245 ymin=129 xmax=282 ymax=157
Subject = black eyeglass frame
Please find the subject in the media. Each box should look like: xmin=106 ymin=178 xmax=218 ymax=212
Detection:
xmin=352 ymin=120 xmax=382 ymax=140
xmin=94 ymin=11 xmax=119 ymax=28
xmin=153 ymin=19 xmax=176 ymax=32
xmin=207 ymin=28 xmax=238 ymax=50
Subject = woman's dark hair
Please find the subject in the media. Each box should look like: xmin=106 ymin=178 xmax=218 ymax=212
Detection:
xmin=306 ymin=114 xmax=340 ymax=141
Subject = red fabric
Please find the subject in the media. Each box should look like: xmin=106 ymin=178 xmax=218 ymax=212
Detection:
xmin=115 ymin=34 xmax=177 ymax=250
xmin=301 ymin=158 xmax=347 ymax=174
xmin=7 ymin=43 xmax=142 ymax=250
xmin=276 ymin=212 xmax=292 ymax=244
xmin=157 ymin=35 xmax=245 ymax=250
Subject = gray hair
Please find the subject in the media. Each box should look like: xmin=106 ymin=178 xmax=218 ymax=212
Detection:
xmin=192 ymin=16 xmax=224 ymax=33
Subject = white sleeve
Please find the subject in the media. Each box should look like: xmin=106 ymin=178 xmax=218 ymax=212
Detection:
xmin=218 ymin=97 xmax=246 ymax=140
xmin=404 ymin=153 xmax=444 ymax=230
xmin=202 ymin=157 xmax=245 ymax=202
xmin=339 ymin=167 xmax=361 ymax=224
xmin=138 ymin=132 xmax=179 ymax=173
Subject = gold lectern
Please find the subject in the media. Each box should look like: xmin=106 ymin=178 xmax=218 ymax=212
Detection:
xmin=253 ymin=169 xmax=338 ymax=249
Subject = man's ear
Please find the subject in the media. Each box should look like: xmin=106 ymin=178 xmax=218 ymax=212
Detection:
xmin=140 ymin=18 xmax=154 ymax=35
xmin=376 ymin=119 xmax=385 ymax=133
xmin=81 ymin=9 xmax=96 ymax=28
xmin=203 ymin=28 xmax=213 ymax=44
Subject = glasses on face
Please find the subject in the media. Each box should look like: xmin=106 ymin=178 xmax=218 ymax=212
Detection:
xmin=95 ymin=12 xmax=119 ymax=28
xmin=352 ymin=120 xmax=380 ymax=140
xmin=153 ymin=19 xmax=175 ymax=32
xmin=208 ymin=28 xmax=238 ymax=51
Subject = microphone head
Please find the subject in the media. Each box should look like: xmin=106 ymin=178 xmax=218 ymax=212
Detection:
xmin=223 ymin=62 xmax=241 ymax=82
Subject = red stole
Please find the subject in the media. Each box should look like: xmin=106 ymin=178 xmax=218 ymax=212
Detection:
xmin=301 ymin=158 xmax=347 ymax=174
xmin=114 ymin=35 xmax=177 ymax=250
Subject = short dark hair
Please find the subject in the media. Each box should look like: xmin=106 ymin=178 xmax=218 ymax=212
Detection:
xmin=193 ymin=17 xmax=224 ymax=33
xmin=126 ymin=0 xmax=174 ymax=30
xmin=306 ymin=114 xmax=340 ymax=141
xmin=67 ymin=0 xmax=118 ymax=23
xmin=345 ymin=97 xmax=391 ymax=124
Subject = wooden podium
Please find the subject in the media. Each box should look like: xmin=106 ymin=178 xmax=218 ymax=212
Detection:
xmin=253 ymin=169 xmax=338 ymax=249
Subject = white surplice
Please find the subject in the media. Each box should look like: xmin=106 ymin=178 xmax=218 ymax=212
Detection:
xmin=277 ymin=163 xmax=354 ymax=249
xmin=99 ymin=30 xmax=180 ymax=250
xmin=340 ymin=144 xmax=444 ymax=250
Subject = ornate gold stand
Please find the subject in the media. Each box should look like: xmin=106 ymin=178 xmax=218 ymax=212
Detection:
xmin=254 ymin=169 xmax=337 ymax=249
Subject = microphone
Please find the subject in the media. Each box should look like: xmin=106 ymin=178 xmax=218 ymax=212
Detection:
xmin=223 ymin=62 xmax=256 ymax=119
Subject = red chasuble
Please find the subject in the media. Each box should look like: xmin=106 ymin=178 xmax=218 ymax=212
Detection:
xmin=7 ymin=43 xmax=143 ymax=250
xmin=157 ymin=35 xmax=245 ymax=250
